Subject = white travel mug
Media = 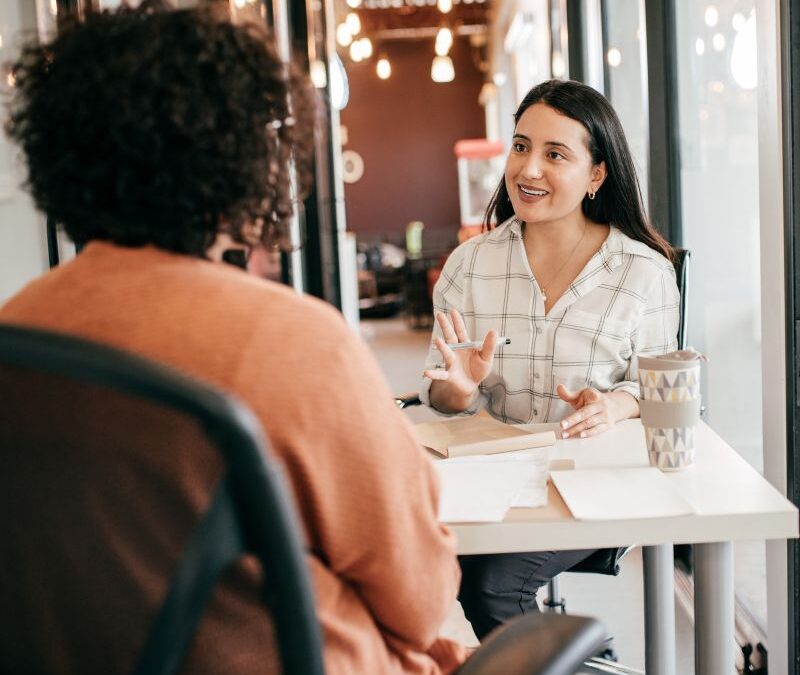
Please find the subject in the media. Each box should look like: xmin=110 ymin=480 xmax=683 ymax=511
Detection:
xmin=638 ymin=349 xmax=704 ymax=471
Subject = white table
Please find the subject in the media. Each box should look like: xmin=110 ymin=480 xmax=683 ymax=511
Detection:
xmin=442 ymin=420 xmax=798 ymax=675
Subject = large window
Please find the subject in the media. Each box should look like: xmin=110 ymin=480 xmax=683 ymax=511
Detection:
xmin=674 ymin=0 xmax=765 ymax=624
xmin=603 ymin=0 xmax=648 ymax=209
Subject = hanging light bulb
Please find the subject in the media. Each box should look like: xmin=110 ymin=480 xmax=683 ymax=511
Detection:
xmin=431 ymin=55 xmax=455 ymax=82
xmin=437 ymin=0 xmax=453 ymax=13
xmin=350 ymin=40 xmax=364 ymax=62
xmin=377 ymin=56 xmax=391 ymax=79
xmin=360 ymin=37 xmax=373 ymax=59
xmin=336 ymin=23 xmax=353 ymax=47
xmin=346 ymin=12 xmax=361 ymax=36
xmin=435 ymin=27 xmax=453 ymax=56
xmin=346 ymin=0 xmax=363 ymax=7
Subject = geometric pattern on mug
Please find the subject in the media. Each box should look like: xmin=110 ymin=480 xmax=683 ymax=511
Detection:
xmin=648 ymin=447 xmax=694 ymax=471
xmin=639 ymin=368 xmax=701 ymax=402
xmin=645 ymin=424 xmax=696 ymax=451
xmin=645 ymin=425 xmax=695 ymax=470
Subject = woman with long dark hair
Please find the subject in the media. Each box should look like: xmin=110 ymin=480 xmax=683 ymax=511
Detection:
xmin=420 ymin=79 xmax=680 ymax=639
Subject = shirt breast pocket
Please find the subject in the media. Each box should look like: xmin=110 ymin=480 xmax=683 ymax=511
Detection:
xmin=552 ymin=308 xmax=632 ymax=386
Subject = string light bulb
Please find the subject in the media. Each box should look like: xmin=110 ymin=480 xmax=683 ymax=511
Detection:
xmin=350 ymin=40 xmax=364 ymax=62
xmin=377 ymin=56 xmax=391 ymax=79
xmin=431 ymin=55 xmax=455 ymax=82
xmin=437 ymin=0 xmax=453 ymax=13
xmin=360 ymin=37 xmax=373 ymax=58
xmin=336 ymin=23 xmax=353 ymax=47
xmin=435 ymin=27 xmax=453 ymax=56
xmin=346 ymin=0 xmax=362 ymax=7
xmin=346 ymin=12 xmax=361 ymax=36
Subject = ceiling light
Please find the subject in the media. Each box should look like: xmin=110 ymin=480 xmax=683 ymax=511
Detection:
xmin=712 ymin=32 xmax=725 ymax=51
xmin=435 ymin=27 xmax=453 ymax=56
xmin=360 ymin=37 xmax=373 ymax=59
xmin=437 ymin=0 xmax=453 ymax=13
xmin=346 ymin=12 xmax=361 ymax=36
xmin=336 ymin=23 xmax=353 ymax=47
xmin=704 ymin=5 xmax=718 ymax=27
xmin=350 ymin=40 xmax=364 ymax=62
xmin=732 ymin=12 xmax=746 ymax=31
xmin=377 ymin=57 xmax=391 ymax=79
xmin=431 ymin=55 xmax=455 ymax=82
xmin=607 ymin=47 xmax=621 ymax=67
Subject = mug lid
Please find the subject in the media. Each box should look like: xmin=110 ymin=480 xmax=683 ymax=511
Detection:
xmin=639 ymin=348 xmax=706 ymax=371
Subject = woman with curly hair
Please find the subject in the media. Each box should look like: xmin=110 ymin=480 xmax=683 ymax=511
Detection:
xmin=0 ymin=4 xmax=466 ymax=674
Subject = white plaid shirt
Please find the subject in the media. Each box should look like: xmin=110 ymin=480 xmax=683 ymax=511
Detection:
xmin=420 ymin=218 xmax=680 ymax=424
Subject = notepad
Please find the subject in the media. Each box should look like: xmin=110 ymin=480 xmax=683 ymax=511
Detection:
xmin=550 ymin=467 xmax=695 ymax=520
xmin=414 ymin=415 xmax=557 ymax=458
xmin=434 ymin=460 xmax=543 ymax=522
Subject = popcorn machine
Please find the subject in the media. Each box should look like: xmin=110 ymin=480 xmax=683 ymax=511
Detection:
xmin=453 ymin=139 xmax=505 ymax=241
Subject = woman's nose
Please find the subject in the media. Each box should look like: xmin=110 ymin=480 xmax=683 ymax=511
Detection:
xmin=521 ymin=157 xmax=543 ymax=180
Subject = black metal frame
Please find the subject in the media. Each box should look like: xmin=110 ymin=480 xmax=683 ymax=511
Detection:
xmin=0 ymin=325 xmax=325 ymax=675
xmin=781 ymin=0 xmax=800 ymax=671
xmin=271 ymin=0 xmax=342 ymax=307
xmin=643 ymin=0 xmax=682 ymax=246
xmin=565 ymin=0 xmax=586 ymax=83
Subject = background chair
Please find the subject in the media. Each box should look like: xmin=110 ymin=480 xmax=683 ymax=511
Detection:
xmin=0 ymin=323 xmax=607 ymax=675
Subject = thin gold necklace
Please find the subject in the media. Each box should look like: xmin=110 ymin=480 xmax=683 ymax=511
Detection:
xmin=537 ymin=222 xmax=588 ymax=302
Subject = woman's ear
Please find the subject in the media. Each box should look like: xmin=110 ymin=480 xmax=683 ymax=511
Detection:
xmin=591 ymin=160 xmax=607 ymax=192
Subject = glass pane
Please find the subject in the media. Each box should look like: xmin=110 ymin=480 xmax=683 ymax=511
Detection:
xmin=674 ymin=0 xmax=765 ymax=624
xmin=604 ymin=0 xmax=649 ymax=209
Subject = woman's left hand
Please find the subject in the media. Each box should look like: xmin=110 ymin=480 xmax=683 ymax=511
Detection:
xmin=556 ymin=385 xmax=638 ymax=439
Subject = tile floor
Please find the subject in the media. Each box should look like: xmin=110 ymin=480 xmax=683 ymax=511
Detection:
xmin=360 ymin=317 xmax=698 ymax=673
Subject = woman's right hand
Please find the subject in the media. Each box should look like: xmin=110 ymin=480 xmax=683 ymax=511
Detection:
xmin=423 ymin=309 xmax=497 ymax=411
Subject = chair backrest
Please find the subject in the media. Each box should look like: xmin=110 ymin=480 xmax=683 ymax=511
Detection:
xmin=672 ymin=248 xmax=690 ymax=350
xmin=0 ymin=324 xmax=324 ymax=675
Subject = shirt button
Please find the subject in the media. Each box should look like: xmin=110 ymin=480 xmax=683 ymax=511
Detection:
xmin=533 ymin=408 xmax=539 ymax=416
xmin=536 ymin=327 xmax=543 ymax=335
xmin=534 ymin=372 xmax=540 ymax=379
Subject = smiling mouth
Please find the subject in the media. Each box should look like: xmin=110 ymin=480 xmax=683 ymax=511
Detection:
xmin=519 ymin=186 xmax=548 ymax=197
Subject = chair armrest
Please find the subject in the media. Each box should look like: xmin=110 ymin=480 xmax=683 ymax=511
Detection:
xmin=455 ymin=613 xmax=606 ymax=675
xmin=395 ymin=393 xmax=422 ymax=409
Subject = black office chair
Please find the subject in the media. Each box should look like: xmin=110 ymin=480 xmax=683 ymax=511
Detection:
xmin=0 ymin=324 xmax=606 ymax=675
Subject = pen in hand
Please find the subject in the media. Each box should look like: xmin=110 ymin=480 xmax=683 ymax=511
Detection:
xmin=435 ymin=337 xmax=511 ymax=351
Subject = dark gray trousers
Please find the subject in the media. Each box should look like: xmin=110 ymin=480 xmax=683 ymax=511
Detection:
xmin=458 ymin=549 xmax=597 ymax=640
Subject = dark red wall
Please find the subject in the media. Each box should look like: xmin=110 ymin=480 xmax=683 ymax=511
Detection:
xmin=340 ymin=37 xmax=486 ymax=247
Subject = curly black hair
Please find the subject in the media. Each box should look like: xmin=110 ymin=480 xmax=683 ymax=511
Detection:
xmin=5 ymin=2 xmax=317 ymax=256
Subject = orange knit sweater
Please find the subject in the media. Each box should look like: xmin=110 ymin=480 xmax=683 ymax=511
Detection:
xmin=0 ymin=242 xmax=466 ymax=675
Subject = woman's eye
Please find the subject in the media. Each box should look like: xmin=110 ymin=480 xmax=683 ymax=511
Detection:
xmin=513 ymin=142 xmax=527 ymax=152
xmin=547 ymin=151 xmax=565 ymax=160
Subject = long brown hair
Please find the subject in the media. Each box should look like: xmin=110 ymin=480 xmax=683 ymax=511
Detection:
xmin=484 ymin=79 xmax=673 ymax=261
